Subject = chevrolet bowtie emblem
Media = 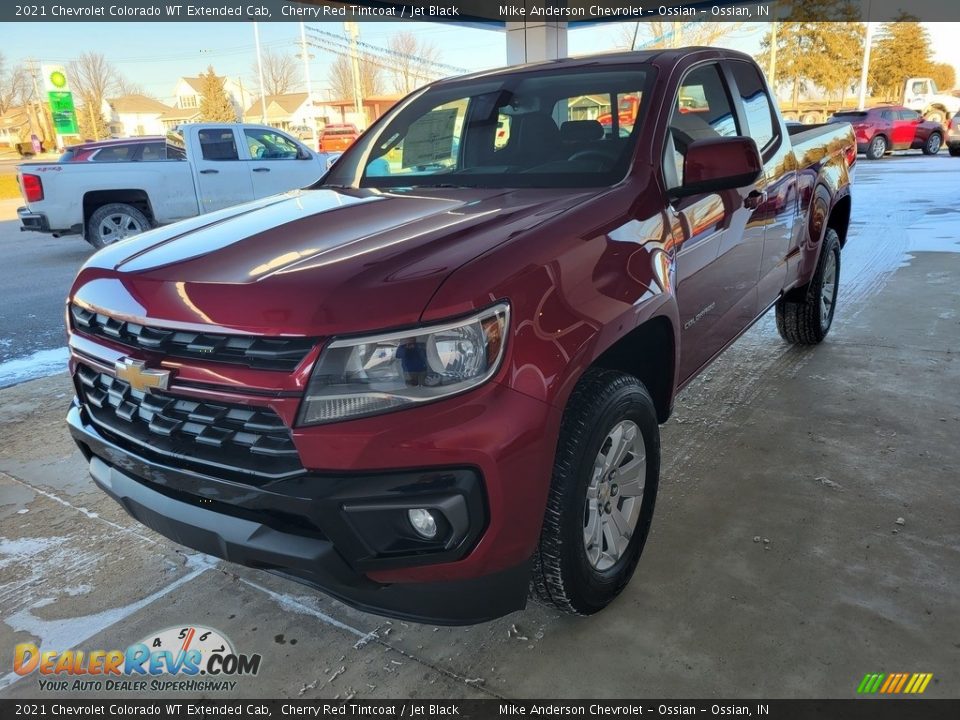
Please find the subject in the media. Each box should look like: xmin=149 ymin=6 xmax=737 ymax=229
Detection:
xmin=114 ymin=358 xmax=171 ymax=394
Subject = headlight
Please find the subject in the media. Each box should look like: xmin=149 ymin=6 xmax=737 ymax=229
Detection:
xmin=298 ymin=302 xmax=509 ymax=425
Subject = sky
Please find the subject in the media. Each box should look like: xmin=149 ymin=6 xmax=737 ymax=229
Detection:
xmin=1 ymin=21 xmax=958 ymax=105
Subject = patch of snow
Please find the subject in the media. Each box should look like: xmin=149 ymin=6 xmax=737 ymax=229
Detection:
xmin=0 ymin=347 xmax=69 ymax=389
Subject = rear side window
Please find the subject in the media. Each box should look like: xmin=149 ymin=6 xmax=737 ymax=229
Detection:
xmin=92 ymin=145 xmax=136 ymax=162
xmin=139 ymin=142 xmax=166 ymax=161
xmin=880 ymin=110 xmax=895 ymax=121
xmin=728 ymin=61 xmax=778 ymax=152
xmin=198 ymin=129 xmax=239 ymax=161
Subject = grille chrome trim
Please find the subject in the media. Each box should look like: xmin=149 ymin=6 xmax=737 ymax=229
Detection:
xmin=75 ymin=363 xmax=304 ymax=482
xmin=71 ymin=304 xmax=317 ymax=372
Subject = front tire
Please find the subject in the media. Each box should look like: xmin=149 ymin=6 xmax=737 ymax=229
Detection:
xmin=532 ymin=368 xmax=660 ymax=615
xmin=922 ymin=133 xmax=942 ymax=155
xmin=866 ymin=135 xmax=887 ymax=160
xmin=776 ymin=228 xmax=841 ymax=345
xmin=87 ymin=203 xmax=150 ymax=249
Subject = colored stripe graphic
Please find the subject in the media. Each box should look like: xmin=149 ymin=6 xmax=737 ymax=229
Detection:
xmin=858 ymin=672 xmax=933 ymax=694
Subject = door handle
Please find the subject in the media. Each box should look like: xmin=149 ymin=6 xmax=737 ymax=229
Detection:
xmin=252 ymin=167 xmax=271 ymax=173
xmin=199 ymin=169 xmax=218 ymax=174
xmin=744 ymin=190 xmax=767 ymax=210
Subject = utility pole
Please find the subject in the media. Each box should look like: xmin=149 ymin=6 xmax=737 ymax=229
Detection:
xmin=237 ymin=76 xmax=247 ymax=122
xmin=300 ymin=22 xmax=315 ymax=131
xmin=253 ymin=22 xmax=268 ymax=123
xmin=768 ymin=22 xmax=778 ymax=87
xmin=345 ymin=21 xmax=363 ymax=128
xmin=300 ymin=22 xmax=313 ymax=101
xmin=24 ymin=59 xmax=53 ymax=144
xmin=858 ymin=21 xmax=875 ymax=111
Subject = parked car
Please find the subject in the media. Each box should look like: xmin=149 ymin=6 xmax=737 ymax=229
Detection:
xmin=831 ymin=105 xmax=944 ymax=159
xmin=947 ymin=115 xmax=960 ymax=156
xmin=318 ymin=123 xmax=359 ymax=153
xmin=58 ymin=137 xmax=184 ymax=163
xmin=290 ymin=124 xmax=315 ymax=141
xmin=65 ymin=49 xmax=854 ymax=624
xmin=16 ymin=123 xmax=333 ymax=248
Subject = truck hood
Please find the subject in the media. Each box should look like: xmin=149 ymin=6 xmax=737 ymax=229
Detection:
xmin=71 ymin=186 xmax=594 ymax=337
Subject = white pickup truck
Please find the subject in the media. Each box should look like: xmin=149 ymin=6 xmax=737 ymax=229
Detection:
xmin=17 ymin=123 xmax=334 ymax=248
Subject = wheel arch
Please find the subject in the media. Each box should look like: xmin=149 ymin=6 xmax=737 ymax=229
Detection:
xmin=827 ymin=194 xmax=851 ymax=248
xmin=82 ymin=190 xmax=154 ymax=234
xmin=588 ymin=314 xmax=677 ymax=424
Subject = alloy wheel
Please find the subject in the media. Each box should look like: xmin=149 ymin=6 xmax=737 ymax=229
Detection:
xmin=583 ymin=420 xmax=646 ymax=571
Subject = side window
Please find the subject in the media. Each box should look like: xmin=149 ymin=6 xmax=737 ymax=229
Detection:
xmin=366 ymin=98 xmax=468 ymax=177
xmin=880 ymin=111 xmax=895 ymax=122
xmin=198 ymin=129 xmax=239 ymax=161
xmin=666 ymin=63 xmax=739 ymax=186
xmin=140 ymin=142 xmax=166 ymax=161
xmin=898 ymin=109 xmax=920 ymax=121
xmin=729 ymin=61 xmax=778 ymax=152
xmin=91 ymin=145 xmax=135 ymax=162
xmin=244 ymin=128 xmax=300 ymax=160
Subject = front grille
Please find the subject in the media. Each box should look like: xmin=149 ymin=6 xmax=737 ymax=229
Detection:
xmin=70 ymin=305 xmax=316 ymax=371
xmin=76 ymin=363 xmax=303 ymax=481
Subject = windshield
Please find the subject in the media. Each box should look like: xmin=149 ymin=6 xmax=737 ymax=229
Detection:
xmin=323 ymin=64 xmax=653 ymax=190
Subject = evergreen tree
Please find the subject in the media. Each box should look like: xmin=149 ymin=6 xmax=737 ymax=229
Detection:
xmin=868 ymin=16 xmax=934 ymax=100
xmin=757 ymin=1 xmax=862 ymax=108
xmin=77 ymin=102 xmax=110 ymax=141
xmin=198 ymin=66 xmax=236 ymax=122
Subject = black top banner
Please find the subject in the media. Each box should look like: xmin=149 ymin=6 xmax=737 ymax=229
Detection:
xmin=1 ymin=700 xmax=960 ymax=720
xmin=5 ymin=0 xmax=960 ymax=24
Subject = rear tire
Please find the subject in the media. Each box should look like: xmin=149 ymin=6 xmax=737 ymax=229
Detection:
xmin=776 ymin=228 xmax=841 ymax=345
xmin=86 ymin=203 xmax=150 ymax=249
xmin=532 ymin=368 xmax=660 ymax=615
xmin=922 ymin=133 xmax=942 ymax=155
xmin=866 ymin=135 xmax=887 ymax=160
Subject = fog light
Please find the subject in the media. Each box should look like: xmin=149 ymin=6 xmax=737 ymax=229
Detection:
xmin=407 ymin=508 xmax=438 ymax=539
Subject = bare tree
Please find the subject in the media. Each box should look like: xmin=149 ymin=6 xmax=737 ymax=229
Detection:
xmin=115 ymin=75 xmax=149 ymax=97
xmin=327 ymin=53 xmax=384 ymax=102
xmin=0 ymin=54 xmax=35 ymax=114
xmin=387 ymin=32 xmax=441 ymax=94
xmin=255 ymin=49 xmax=300 ymax=97
xmin=614 ymin=21 xmax=740 ymax=51
xmin=68 ymin=52 xmax=117 ymax=110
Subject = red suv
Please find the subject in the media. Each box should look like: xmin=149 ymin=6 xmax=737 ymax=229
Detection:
xmin=831 ymin=105 xmax=943 ymax=160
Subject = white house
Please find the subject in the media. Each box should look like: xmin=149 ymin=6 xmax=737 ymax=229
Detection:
xmin=171 ymin=75 xmax=247 ymax=122
xmin=104 ymin=95 xmax=172 ymax=137
xmin=242 ymin=93 xmax=317 ymax=132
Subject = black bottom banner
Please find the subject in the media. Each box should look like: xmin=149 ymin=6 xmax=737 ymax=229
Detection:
xmin=2 ymin=699 xmax=959 ymax=720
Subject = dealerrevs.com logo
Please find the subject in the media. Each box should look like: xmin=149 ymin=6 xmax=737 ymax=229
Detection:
xmin=13 ymin=625 xmax=262 ymax=692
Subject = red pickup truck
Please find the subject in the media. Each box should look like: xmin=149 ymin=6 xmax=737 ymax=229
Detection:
xmin=66 ymin=49 xmax=854 ymax=624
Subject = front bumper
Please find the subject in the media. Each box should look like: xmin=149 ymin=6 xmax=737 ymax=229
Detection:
xmin=68 ymin=403 xmax=531 ymax=624
xmin=17 ymin=206 xmax=50 ymax=233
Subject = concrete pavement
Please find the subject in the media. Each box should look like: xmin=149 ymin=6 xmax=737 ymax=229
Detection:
xmin=0 ymin=156 xmax=958 ymax=699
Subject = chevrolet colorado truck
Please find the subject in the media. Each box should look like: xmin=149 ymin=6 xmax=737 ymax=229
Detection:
xmin=66 ymin=49 xmax=855 ymax=624
xmin=17 ymin=123 xmax=332 ymax=248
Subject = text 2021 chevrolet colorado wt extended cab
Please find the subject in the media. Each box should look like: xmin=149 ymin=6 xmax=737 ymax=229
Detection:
xmin=66 ymin=49 xmax=855 ymax=624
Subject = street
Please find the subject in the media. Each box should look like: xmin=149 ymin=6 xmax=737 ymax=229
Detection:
xmin=0 ymin=199 xmax=88 ymax=375
xmin=1 ymin=154 xmax=958 ymax=699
